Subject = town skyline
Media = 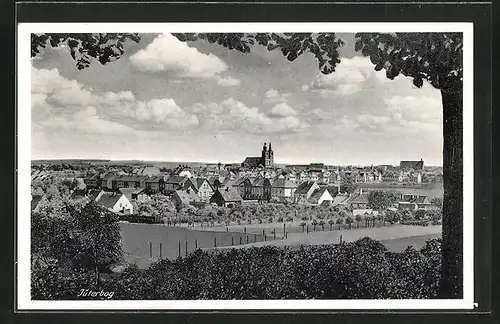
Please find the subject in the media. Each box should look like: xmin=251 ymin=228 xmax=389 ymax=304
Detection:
xmin=31 ymin=32 xmax=443 ymax=166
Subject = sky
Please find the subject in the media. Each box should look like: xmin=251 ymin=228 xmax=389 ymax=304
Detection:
xmin=30 ymin=33 xmax=443 ymax=166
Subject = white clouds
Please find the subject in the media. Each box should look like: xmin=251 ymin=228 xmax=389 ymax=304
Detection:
xmin=301 ymin=56 xmax=386 ymax=96
xmin=41 ymin=106 xmax=133 ymax=135
xmin=264 ymin=88 xmax=291 ymax=103
xmin=130 ymin=33 xmax=227 ymax=78
xmin=130 ymin=98 xmax=199 ymax=129
xmin=216 ymin=76 xmax=241 ymax=86
xmin=31 ymin=66 xmax=200 ymax=133
xmin=269 ymin=102 xmax=298 ymax=117
xmin=191 ymin=98 xmax=304 ymax=135
xmin=130 ymin=33 xmax=241 ymax=88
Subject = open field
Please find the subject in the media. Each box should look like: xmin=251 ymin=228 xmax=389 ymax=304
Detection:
xmin=211 ymin=225 xmax=442 ymax=249
xmin=122 ymin=222 xmax=441 ymax=269
xmin=120 ymin=222 xmax=273 ymax=265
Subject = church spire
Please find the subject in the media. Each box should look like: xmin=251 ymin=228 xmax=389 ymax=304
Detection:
xmin=269 ymin=142 xmax=272 ymax=151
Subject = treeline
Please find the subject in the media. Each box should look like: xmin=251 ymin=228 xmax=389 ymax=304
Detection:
xmin=32 ymin=237 xmax=441 ymax=300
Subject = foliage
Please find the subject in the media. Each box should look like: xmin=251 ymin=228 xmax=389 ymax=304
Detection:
xmin=32 ymin=238 xmax=442 ymax=300
xmin=31 ymin=33 xmax=141 ymax=70
xmin=354 ymin=33 xmax=462 ymax=91
xmin=368 ymin=191 xmax=399 ymax=212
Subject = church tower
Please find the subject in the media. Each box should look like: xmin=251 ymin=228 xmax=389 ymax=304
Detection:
xmin=264 ymin=142 xmax=274 ymax=168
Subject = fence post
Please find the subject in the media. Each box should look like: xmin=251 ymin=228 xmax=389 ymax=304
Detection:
xmin=195 ymin=239 xmax=198 ymax=249
xmin=231 ymin=236 xmax=234 ymax=246
xmin=149 ymin=242 xmax=152 ymax=258
xmin=340 ymin=234 xmax=343 ymax=244
xmin=273 ymin=230 xmax=276 ymax=240
xmin=283 ymin=223 xmax=286 ymax=237
xmin=159 ymin=242 xmax=162 ymax=259
xmin=246 ymin=235 xmax=249 ymax=244
xmin=306 ymin=225 xmax=309 ymax=234
xmin=178 ymin=241 xmax=181 ymax=258
xmin=254 ymin=233 xmax=257 ymax=242
xmin=239 ymin=236 xmax=242 ymax=245
xmin=214 ymin=237 xmax=217 ymax=247
xmin=185 ymin=241 xmax=188 ymax=257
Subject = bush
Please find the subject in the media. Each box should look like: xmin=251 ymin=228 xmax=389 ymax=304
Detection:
xmin=32 ymin=237 xmax=442 ymax=300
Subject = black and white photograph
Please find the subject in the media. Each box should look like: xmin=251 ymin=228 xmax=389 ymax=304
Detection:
xmin=17 ymin=22 xmax=474 ymax=310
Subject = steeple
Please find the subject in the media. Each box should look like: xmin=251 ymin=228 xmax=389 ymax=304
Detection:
xmin=269 ymin=142 xmax=272 ymax=152
xmin=263 ymin=142 xmax=267 ymax=152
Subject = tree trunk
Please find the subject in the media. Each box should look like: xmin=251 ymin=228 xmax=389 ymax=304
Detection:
xmin=439 ymin=87 xmax=463 ymax=299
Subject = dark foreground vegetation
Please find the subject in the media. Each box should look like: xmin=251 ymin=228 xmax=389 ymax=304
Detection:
xmin=32 ymin=235 xmax=441 ymax=300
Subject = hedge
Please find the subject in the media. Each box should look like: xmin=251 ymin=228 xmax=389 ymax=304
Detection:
xmin=32 ymin=237 xmax=442 ymax=300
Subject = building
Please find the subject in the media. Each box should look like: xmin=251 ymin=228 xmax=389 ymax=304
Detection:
xmin=96 ymin=192 xmax=133 ymax=214
xmin=294 ymin=181 xmax=320 ymax=202
xmin=210 ymin=188 xmax=243 ymax=207
xmin=185 ymin=177 xmax=214 ymax=202
xmin=134 ymin=166 xmax=161 ymax=177
xmin=242 ymin=142 xmax=274 ymax=168
xmin=400 ymin=159 xmax=424 ymax=171
xmin=165 ymin=175 xmax=189 ymax=191
xmin=347 ymin=192 xmax=370 ymax=210
xmin=144 ymin=176 xmax=165 ymax=193
xmin=271 ymin=178 xmax=297 ymax=199
xmin=172 ymin=189 xmax=199 ymax=208
xmin=398 ymin=194 xmax=431 ymax=210
xmin=308 ymin=187 xmax=335 ymax=205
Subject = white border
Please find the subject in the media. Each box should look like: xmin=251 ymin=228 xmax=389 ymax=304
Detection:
xmin=17 ymin=22 xmax=474 ymax=310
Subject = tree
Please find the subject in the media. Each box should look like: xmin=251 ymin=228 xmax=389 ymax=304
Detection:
xmin=355 ymin=33 xmax=463 ymax=298
xmin=69 ymin=202 xmax=122 ymax=285
xmin=368 ymin=191 xmax=399 ymax=212
xmin=32 ymin=31 xmax=463 ymax=298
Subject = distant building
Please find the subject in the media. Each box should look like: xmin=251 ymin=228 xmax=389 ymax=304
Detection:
xmin=242 ymin=142 xmax=274 ymax=168
xmin=294 ymin=181 xmax=320 ymax=202
xmin=400 ymin=159 xmax=424 ymax=171
xmin=308 ymin=187 xmax=335 ymax=205
xmin=210 ymin=187 xmax=243 ymax=207
xmin=134 ymin=166 xmax=161 ymax=177
xmin=96 ymin=192 xmax=133 ymax=214
xmin=398 ymin=194 xmax=431 ymax=210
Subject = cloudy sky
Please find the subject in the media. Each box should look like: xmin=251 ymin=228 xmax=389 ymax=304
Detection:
xmin=31 ymin=33 xmax=443 ymax=166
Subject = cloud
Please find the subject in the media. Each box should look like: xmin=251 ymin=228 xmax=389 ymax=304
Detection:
xmin=191 ymin=98 xmax=305 ymax=135
xmin=341 ymin=94 xmax=442 ymax=134
xmin=269 ymin=102 xmax=298 ymax=117
xmin=41 ymin=106 xmax=133 ymax=135
xmin=216 ymin=76 xmax=241 ymax=86
xmin=264 ymin=88 xmax=291 ymax=103
xmin=301 ymin=56 xmax=386 ymax=96
xmin=130 ymin=98 xmax=199 ymax=129
xmin=130 ymin=33 xmax=228 ymax=78
xmin=31 ymin=66 xmax=200 ymax=133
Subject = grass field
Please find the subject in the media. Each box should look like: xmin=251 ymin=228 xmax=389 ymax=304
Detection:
xmin=212 ymin=225 xmax=442 ymax=249
xmin=120 ymin=222 xmax=273 ymax=267
xmin=121 ymin=222 xmax=441 ymax=269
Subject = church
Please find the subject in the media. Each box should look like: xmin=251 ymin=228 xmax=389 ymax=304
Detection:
xmin=242 ymin=143 xmax=274 ymax=168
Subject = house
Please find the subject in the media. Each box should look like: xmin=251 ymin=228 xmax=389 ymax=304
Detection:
xmin=347 ymin=192 xmax=370 ymax=209
xmin=271 ymin=178 xmax=297 ymax=199
xmin=172 ymin=189 xmax=199 ymax=208
xmin=331 ymin=192 xmax=350 ymax=206
xmin=210 ymin=187 xmax=243 ymax=207
xmin=96 ymin=192 xmax=133 ymax=214
xmin=382 ymin=171 xmax=403 ymax=183
xmin=294 ymin=181 xmax=320 ymax=202
xmin=165 ymin=175 xmax=189 ymax=191
xmin=144 ymin=176 xmax=165 ymax=193
xmin=398 ymin=194 xmax=431 ymax=210
xmin=134 ymin=166 xmax=161 ymax=177
xmin=185 ymin=177 xmax=214 ymax=202
xmin=308 ymin=187 xmax=335 ymax=205
xmin=400 ymin=159 xmax=424 ymax=171
xmin=119 ymin=188 xmax=146 ymax=202
xmin=31 ymin=195 xmax=48 ymax=213
xmin=250 ymin=176 xmax=272 ymax=201
xmin=178 ymin=169 xmax=193 ymax=178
